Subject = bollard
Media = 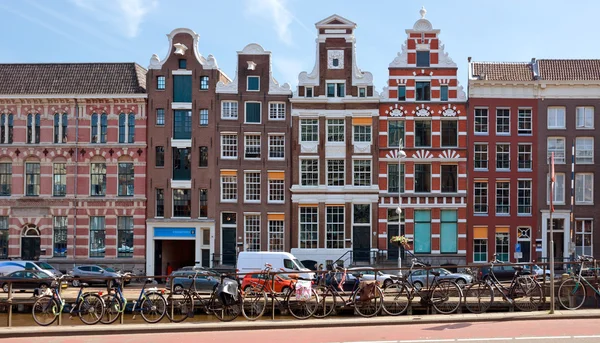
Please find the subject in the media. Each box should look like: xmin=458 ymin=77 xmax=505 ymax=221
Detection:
xmin=7 ymin=282 xmax=12 ymax=327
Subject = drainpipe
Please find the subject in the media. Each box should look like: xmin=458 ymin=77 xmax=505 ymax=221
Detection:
xmin=73 ymin=99 xmax=79 ymax=261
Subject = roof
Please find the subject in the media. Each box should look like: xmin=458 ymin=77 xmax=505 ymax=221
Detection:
xmin=537 ymin=59 xmax=600 ymax=80
xmin=0 ymin=63 xmax=146 ymax=95
xmin=471 ymin=62 xmax=534 ymax=81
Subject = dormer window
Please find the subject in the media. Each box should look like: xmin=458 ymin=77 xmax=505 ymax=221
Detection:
xmin=416 ymin=51 xmax=430 ymax=67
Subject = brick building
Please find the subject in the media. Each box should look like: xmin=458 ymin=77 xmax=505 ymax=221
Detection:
xmin=0 ymin=63 xmax=147 ymax=273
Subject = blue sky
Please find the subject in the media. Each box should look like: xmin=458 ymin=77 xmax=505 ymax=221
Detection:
xmin=1 ymin=0 xmax=598 ymax=90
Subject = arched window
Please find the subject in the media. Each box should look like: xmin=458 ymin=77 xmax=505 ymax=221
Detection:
xmin=118 ymin=113 xmax=126 ymax=143
xmin=100 ymin=113 xmax=107 ymax=143
xmin=61 ymin=114 xmax=68 ymax=143
xmin=1 ymin=114 xmax=5 ymax=144
xmin=128 ymin=113 xmax=135 ymax=143
xmin=28 ymin=114 xmax=40 ymax=144
xmin=27 ymin=114 xmax=33 ymax=143
xmin=54 ymin=114 xmax=60 ymax=143
xmin=7 ymin=114 xmax=12 ymax=144
xmin=34 ymin=114 xmax=40 ymax=143
xmin=91 ymin=113 xmax=98 ymax=143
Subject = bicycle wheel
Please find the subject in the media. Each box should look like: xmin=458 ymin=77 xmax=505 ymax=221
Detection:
xmin=312 ymin=286 xmax=336 ymax=318
xmin=513 ymin=276 xmax=543 ymax=312
xmin=286 ymin=287 xmax=318 ymax=320
xmin=210 ymin=289 xmax=242 ymax=322
xmin=353 ymin=285 xmax=383 ymax=317
xmin=241 ymin=287 xmax=267 ymax=321
xmin=32 ymin=295 xmax=59 ymax=326
xmin=166 ymin=292 xmax=193 ymax=323
xmin=431 ymin=281 xmax=462 ymax=314
xmin=558 ymin=278 xmax=586 ymax=310
xmin=463 ymin=281 xmax=494 ymax=314
xmin=100 ymin=294 xmax=123 ymax=324
xmin=77 ymin=293 xmax=104 ymax=325
xmin=140 ymin=292 xmax=167 ymax=323
xmin=381 ymin=282 xmax=410 ymax=316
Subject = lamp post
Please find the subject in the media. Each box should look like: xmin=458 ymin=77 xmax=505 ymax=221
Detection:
xmin=395 ymin=140 xmax=407 ymax=275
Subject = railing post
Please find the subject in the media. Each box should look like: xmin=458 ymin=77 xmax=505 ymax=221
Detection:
xmin=120 ymin=276 xmax=125 ymax=324
xmin=6 ymin=282 xmax=12 ymax=327
xmin=271 ymin=272 xmax=276 ymax=320
xmin=57 ymin=279 xmax=62 ymax=326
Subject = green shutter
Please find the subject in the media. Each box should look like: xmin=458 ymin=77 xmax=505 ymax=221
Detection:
xmin=248 ymin=77 xmax=259 ymax=91
xmin=440 ymin=210 xmax=457 ymax=254
xmin=414 ymin=210 xmax=431 ymax=253
xmin=173 ymin=75 xmax=192 ymax=102
xmin=246 ymin=103 xmax=261 ymax=123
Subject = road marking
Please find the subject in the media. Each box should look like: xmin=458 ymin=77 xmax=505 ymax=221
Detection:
xmin=515 ymin=337 xmax=572 ymax=340
xmin=457 ymin=339 xmax=512 ymax=342
xmin=573 ymin=336 xmax=600 ymax=339
xmin=337 ymin=336 xmax=600 ymax=343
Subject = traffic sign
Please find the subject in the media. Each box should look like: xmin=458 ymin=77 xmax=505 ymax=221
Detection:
xmin=515 ymin=243 xmax=521 ymax=253
xmin=514 ymin=252 xmax=523 ymax=259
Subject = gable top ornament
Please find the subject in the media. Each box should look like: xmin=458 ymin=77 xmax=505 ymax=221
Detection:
xmin=412 ymin=6 xmax=434 ymax=32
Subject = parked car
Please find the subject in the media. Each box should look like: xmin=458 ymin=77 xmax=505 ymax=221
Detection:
xmin=70 ymin=265 xmax=121 ymax=286
xmin=241 ymin=271 xmax=296 ymax=294
xmin=237 ymin=251 xmax=315 ymax=280
xmin=166 ymin=269 xmax=219 ymax=293
xmin=0 ymin=260 xmax=62 ymax=277
xmin=522 ymin=264 xmax=551 ymax=280
xmin=1 ymin=270 xmax=54 ymax=292
xmin=479 ymin=264 xmax=531 ymax=282
xmin=408 ymin=268 xmax=473 ymax=289
xmin=346 ymin=267 xmax=400 ymax=288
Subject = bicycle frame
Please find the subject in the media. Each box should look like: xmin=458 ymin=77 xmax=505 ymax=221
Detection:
xmin=131 ymin=280 xmax=161 ymax=314
xmin=571 ymin=261 xmax=600 ymax=297
xmin=487 ymin=262 xmax=533 ymax=302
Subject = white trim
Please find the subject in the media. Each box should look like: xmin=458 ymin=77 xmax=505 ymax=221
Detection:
xmin=172 ymin=70 xmax=193 ymax=75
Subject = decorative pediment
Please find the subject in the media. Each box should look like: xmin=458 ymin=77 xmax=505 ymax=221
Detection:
xmin=386 ymin=149 xmax=406 ymax=159
xmin=412 ymin=150 xmax=434 ymax=159
xmin=438 ymin=104 xmax=461 ymax=117
xmin=412 ymin=105 xmax=431 ymax=117
xmin=315 ymin=14 xmax=357 ymax=29
xmin=439 ymin=150 xmax=461 ymax=159
xmin=385 ymin=104 xmax=408 ymax=117
xmin=148 ymin=28 xmax=222 ymax=71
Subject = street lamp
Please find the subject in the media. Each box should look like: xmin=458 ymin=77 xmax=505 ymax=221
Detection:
xmin=396 ymin=140 xmax=407 ymax=275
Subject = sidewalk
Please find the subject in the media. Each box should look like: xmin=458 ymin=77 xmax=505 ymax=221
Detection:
xmin=2 ymin=309 xmax=600 ymax=338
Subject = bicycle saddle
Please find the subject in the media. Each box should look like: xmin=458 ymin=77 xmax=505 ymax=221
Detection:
xmin=513 ymin=265 xmax=524 ymax=271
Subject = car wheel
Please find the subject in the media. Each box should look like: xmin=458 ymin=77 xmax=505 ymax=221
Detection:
xmin=72 ymin=278 xmax=80 ymax=287
xmin=173 ymin=285 xmax=184 ymax=294
xmin=413 ymin=281 xmax=423 ymax=291
xmin=244 ymin=286 xmax=253 ymax=293
xmin=2 ymin=283 xmax=9 ymax=293
xmin=383 ymin=279 xmax=392 ymax=288
xmin=281 ymin=286 xmax=290 ymax=296
xmin=455 ymin=279 xmax=467 ymax=287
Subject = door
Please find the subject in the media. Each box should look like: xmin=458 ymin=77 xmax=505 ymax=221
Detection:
xmin=521 ymin=241 xmax=531 ymax=262
xmin=201 ymin=249 xmax=210 ymax=268
xmin=353 ymin=226 xmax=370 ymax=263
xmin=21 ymin=237 xmax=40 ymax=260
xmin=222 ymin=228 xmax=236 ymax=265
xmin=154 ymin=240 xmax=163 ymax=277
xmin=387 ymin=225 xmax=399 ymax=261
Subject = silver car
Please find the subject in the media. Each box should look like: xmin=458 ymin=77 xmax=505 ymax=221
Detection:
xmin=346 ymin=267 xmax=400 ymax=288
xmin=70 ymin=265 xmax=121 ymax=286
xmin=408 ymin=268 xmax=473 ymax=290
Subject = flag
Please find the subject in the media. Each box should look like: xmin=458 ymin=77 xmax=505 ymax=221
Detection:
xmin=550 ymin=152 xmax=555 ymax=213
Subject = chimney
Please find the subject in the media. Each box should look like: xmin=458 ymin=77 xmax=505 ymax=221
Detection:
xmin=468 ymin=56 xmax=472 ymax=63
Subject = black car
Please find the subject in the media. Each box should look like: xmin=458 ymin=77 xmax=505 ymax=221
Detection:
xmin=479 ymin=264 xmax=531 ymax=281
xmin=1 ymin=270 xmax=54 ymax=292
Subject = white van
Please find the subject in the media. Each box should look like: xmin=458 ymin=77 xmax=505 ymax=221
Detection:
xmin=237 ymin=252 xmax=315 ymax=280
xmin=0 ymin=260 xmax=62 ymax=277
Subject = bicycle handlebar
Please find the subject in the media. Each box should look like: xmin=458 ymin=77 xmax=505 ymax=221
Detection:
xmin=578 ymin=255 xmax=594 ymax=262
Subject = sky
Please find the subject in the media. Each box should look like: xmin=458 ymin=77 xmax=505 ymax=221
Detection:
xmin=1 ymin=0 xmax=599 ymax=91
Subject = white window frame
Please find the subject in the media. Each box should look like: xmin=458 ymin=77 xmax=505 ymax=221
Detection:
xmin=518 ymin=108 xmax=533 ymax=135
xmin=300 ymin=158 xmax=319 ymax=186
xmin=305 ymin=86 xmax=314 ymax=98
xmin=575 ymin=219 xmax=593 ymax=256
xmin=244 ymin=101 xmax=262 ymax=124
xmin=353 ymin=125 xmax=372 ymax=143
xmin=495 ymin=108 xmax=510 ymax=135
xmin=358 ymin=87 xmax=367 ymax=98
xmin=299 ymin=207 xmax=318 ymax=249
xmin=300 ymin=119 xmax=319 ymax=143
xmin=327 ymin=119 xmax=345 ymax=143
xmin=247 ymin=76 xmax=260 ymax=92
xmin=547 ymin=137 xmax=565 ymax=164
xmin=244 ymin=133 xmax=261 ymax=160
xmin=221 ymin=101 xmax=238 ymax=120
xmin=220 ymin=175 xmax=237 ymax=202
xmin=474 ymin=108 xmax=489 ymax=134
xmin=268 ymin=178 xmax=285 ymax=204
xmin=496 ymin=143 xmax=510 ymax=171
xmin=353 ymin=159 xmax=372 ymax=186
xmin=268 ymin=219 xmax=285 ymax=252
xmin=326 ymin=81 xmax=346 ymax=98
xmin=474 ymin=143 xmax=488 ymax=170
xmin=576 ymin=106 xmax=594 ymax=129
xmin=495 ymin=181 xmax=510 ymax=215
xmin=220 ymin=133 xmax=238 ymax=159
xmin=517 ymin=144 xmax=532 ymax=171
xmin=517 ymin=179 xmax=532 ymax=215
xmin=576 ymin=137 xmax=594 ymax=164
xmin=268 ymin=102 xmax=286 ymax=120
xmin=327 ymin=159 xmax=345 ymax=186
xmin=326 ymin=206 xmax=345 ymax=249
xmin=547 ymin=173 xmax=566 ymax=205
xmin=547 ymin=107 xmax=566 ymax=129
xmin=575 ymin=173 xmax=593 ymax=205
xmin=473 ymin=239 xmax=488 ymax=263
xmin=244 ymin=214 xmax=261 ymax=251
xmin=474 ymin=182 xmax=488 ymax=215
xmin=268 ymin=134 xmax=285 ymax=160
xmin=244 ymin=171 xmax=261 ymax=203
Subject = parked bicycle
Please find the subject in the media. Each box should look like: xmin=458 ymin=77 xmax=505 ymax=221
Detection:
xmin=463 ymin=254 xmax=543 ymax=313
xmin=32 ymin=275 xmax=104 ymax=326
xmin=101 ymin=277 xmax=167 ymax=324
xmin=558 ymin=255 xmax=597 ymax=310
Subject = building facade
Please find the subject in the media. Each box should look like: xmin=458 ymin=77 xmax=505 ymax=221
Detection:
xmin=290 ymin=15 xmax=380 ymax=266
xmin=214 ymin=43 xmax=292 ymax=266
xmin=467 ymin=60 xmax=538 ymax=264
xmin=378 ymin=9 xmax=468 ymax=266
xmin=0 ymin=63 xmax=147 ymax=273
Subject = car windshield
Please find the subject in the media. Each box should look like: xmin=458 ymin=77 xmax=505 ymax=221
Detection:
xmin=38 ymin=262 xmax=54 ymax=270
xmin=293 ymin=259 xmax=305 ymax=269
xmin=33 ymin=272 xmax=48 ymax=278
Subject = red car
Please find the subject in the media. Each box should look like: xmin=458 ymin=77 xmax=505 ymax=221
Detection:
xmin=241 ymin=272 xmax=296 ymax=294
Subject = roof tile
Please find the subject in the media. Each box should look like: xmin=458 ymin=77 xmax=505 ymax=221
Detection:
xmin=471 ymin=62 xmax=534 ymax=81
xmin=537 ymin=59 xmax=600 ymax=80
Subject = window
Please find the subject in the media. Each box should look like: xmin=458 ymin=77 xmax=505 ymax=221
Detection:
xmin=173 ymin=189 xmax=191 ymax=217
xmin=173 ymin=110 xmax=192 ymax=139
xmin=300 ymin=119 xmax=318 ymax=142
xmin=0 ymin=217 xmax=7 ymax=259
xmin=0 ymin=114 xmax=13 ymax=144
xmin=398 ymin=86 xmax=406 ymax=101
xmin=326 ymin=82 xmax=345 ymax=97
xmin=576 ymin=107 xmax=594 ymax=129
xmin=244 ymin=172 xmax=261 ymax=202
xmin=268 ymin=219 xmax=284 ymax=252
xmin=269 ymin=103 xmax=285 ymax=120
xmin=547 ymin=107 xmax=566 ymax=129
xmin=414 ymin=164 xmax=431 ymax=193
xmin=173 ymin=75 xmax=192 ymax=102
xmin=301 ymin=159 xmax=318 ymax=186
xmin=353 ymin=204 xmax=370 ymax=226
xmin=518 ymin=109 xmax=532 ymax=134
xmin=53 ymin=163 xmax=67 ymax=196
xmin=547 ymin=137 xmax=565 ymax=164
xmin=90 ymin=113 xmax=107 ymax=143
xmin=155 ymin=146 xmax=165 ymax=167
xmin=474 ymin=182 xmax=488 ymax=214
xmin=91 ymin=163 xmax=106 ymax=196
xmin=517 ymin=180 xmax=532 ymax=215
xmin=416 ymin=51 xmax=430 ymax=67
xmin=247 ymin=76 xmax=260 ymax=91
xmin=178 ymin=59 xmax=187 ymax=69
xmin=326 ymin=206 xmax=344 ymax=249
xmin=495 ymin=144 xmax=510 ymax=170
xmin=327 ymin=160 xmax=345 ymax=186
xmin=53 ymin=216 xmax=67 ymax=257
xmin=268 ymin=176 xmax=284 ymax=203
xmin=474 ymin=144 xmax=488 ymax=170
xmin=268 ymin=135 xmax=285 ymax=159
xmin=156 ymin=189 xmax=164 ymax=217
xmin=353 ymin=125 xmax=371 ymax=143
xmin=576 ymin=137 xmax=594 ymax=164
xmin=222 ymin=101 xmax=238 ymax=119
xmin=414 ymin=210 xmax=431 ymax=253
xmin=575 ymin=220 xmax=592 ymax=256
xmin=245 ymin=102 xmax=261 ymax=123
xmin=358 ymin=87 xmax=366 ymax=97
xmin=548 ymin=173 xmax=565 ymax=204
xmin=200 ymin=76 xmax=209 ymax=90
xmin=199 ymin=109 xmax=208 ymax=126
xmin=387 ymin=163 xmax=404 ymax=193
xmin=495 ymin=232 xmax=509 ymax=262
xmin=474 ymin=108 xmax=488 ymax=134
xmin=495 ymin=109 xmax=510 ymax=134
xmin=415 ymin=82 xmax=430 ymax=101
xmin=221 ymin=173 xmax=238 ymax=202
xmin=244 ymin=214 xmax=261 ymax=251
xmin=157 ymin=76 xmax=165 ymax=90
xmin=118 ymin=163 xmax=134 ymax=196
xmin=25 ymin=162 xmax=40 ymax=196
xmin=353 ymin=160 xmax=371 ymax=186
xmin=172 ymin=148 xmax=191 ymax=180
xmin=327 ymin=119 xmax=345 ymax=142
xmin=415 ymin=120 xmax=431 ymax=147
xmin=26 ymin=113 xmax=40 ymax=144
xmin=440 ymin=85 xmax=449 ymax=101
xmin=440 ymin=210 xmax=457 ymax=254
xmin=441 ymin=120 xmax=457 ymax=147
xmin=495 ymin=182 xmax=510 ymax=215
xmin=199 ymin=189 xmax=208 ymax=218
xmin=245 ymin=134 xmax=261 ymax=159
xmin=388 ymin=121 xmax=405 ymax=147
xmin=221 ymin=134 xmax=238 ymax=159
xmin=89 ymin=216 xmax=105 ymax=258
xmin=474 ymin=239 xmax=487 ymax=263
xmin=53 ymin=113 xmax=68 ymax=143
xmin=441 ymin=165 xmax=457 ymax=193
xmin=305 ymin=87 xmax=313 ymax=98
xmin=0 ymin=163 xmax=11 ymax=196
xmin=518 ymin=144 xmax=532 ymax=170
xmin=117 ymin=216 xmax=133 ymax=257
xmin=156 ymin=108 xmax=165 ymax=125
xmin=576 ymin=173 xmax=593 ymax=204
xmin=299 ymin=207 xmax=318 ymax=249
xmin=119 ymin=113 xmax=135 ymax=143
xmin=199 ymin=146 xmax=208 ymax=167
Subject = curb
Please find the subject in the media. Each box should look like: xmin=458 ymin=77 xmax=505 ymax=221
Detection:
xmin=2 ymin=310 xmax=600 ymax=338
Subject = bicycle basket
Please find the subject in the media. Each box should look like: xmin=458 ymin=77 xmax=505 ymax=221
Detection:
xmin=295 ymin=280 xmax=312 ymax=301
xmin=357 ymin=281 xmax=377 ymax=302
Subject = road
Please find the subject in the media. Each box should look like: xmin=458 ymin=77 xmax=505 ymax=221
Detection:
xmin=3 ymin=318 xmax=600 ymax=343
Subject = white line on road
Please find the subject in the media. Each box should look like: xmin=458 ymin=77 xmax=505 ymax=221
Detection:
xmin=336 ymin=335 xmax=600 ymax=343
xmin=515 ymin=337 xmax=572 ymax=340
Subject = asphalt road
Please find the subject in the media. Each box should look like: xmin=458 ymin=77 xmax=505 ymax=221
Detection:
xmin=3 ymin=318 xmax=600 ymax=343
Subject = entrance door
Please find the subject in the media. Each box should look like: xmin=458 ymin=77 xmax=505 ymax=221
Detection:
xmin=21 ymin=225 xmax=40 ymax=260
xmin=521 ymin=241 xmax=531 ymax=262
xmin=201 ymin=249 xmax=210 ymax=268
xmin=154 ymin=240 xmax=162 ymax=277
xmin=222 ymin=228 xmax=236 ymax=265
xmin=353 ymin=226 xmax=370 ymax=263
xmin=387 ymin=225 xmax=399 ymax=261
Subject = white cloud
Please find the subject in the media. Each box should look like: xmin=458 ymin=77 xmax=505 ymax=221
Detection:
xmin=245 ymin=0 xmax=294 ymax=45
xmin=71 ymin=0 xmax=157 ymax=38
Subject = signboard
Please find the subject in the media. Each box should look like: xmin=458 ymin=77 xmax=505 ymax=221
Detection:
xmin=154 ymin=227 xmax=196 ymax=238
xmin=514 ymin=252 xmax=523 ymax=259
xmin=515 ymin=243 xmax=521 ymax=253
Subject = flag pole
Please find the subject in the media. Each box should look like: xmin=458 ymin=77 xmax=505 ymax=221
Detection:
xmin=549 ymin=152 xmax=555 ymax=314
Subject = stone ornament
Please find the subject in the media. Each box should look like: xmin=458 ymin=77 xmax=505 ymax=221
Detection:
xmin=174 ymin=43 xmax=188 ymax=55
xmin=327 ymin=50 xmax=344 ymax=69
